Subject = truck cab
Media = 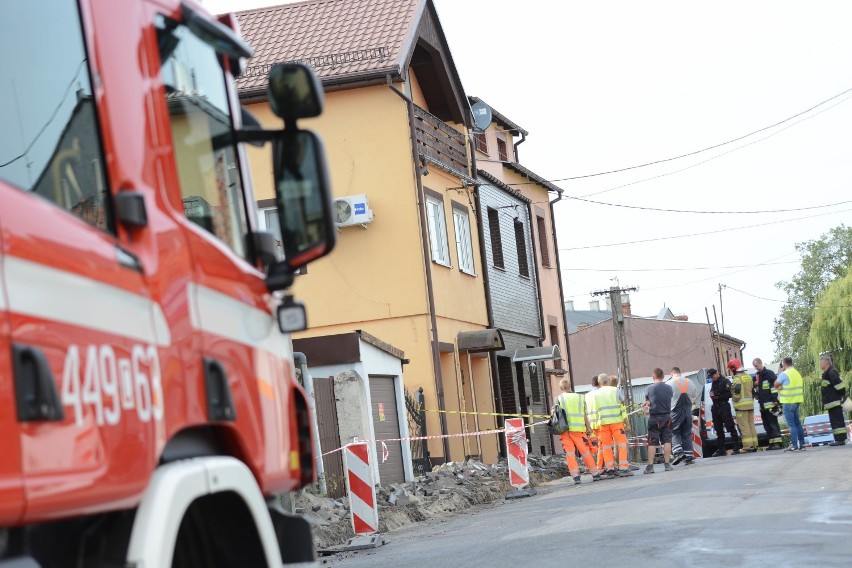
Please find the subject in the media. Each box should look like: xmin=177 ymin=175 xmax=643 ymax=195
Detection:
xmin=0 ymin=0 xmax=333 ymax=565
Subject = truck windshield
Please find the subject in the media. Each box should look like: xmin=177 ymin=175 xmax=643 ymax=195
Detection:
xmin=158 ymin=19 xmax=248 ymax=258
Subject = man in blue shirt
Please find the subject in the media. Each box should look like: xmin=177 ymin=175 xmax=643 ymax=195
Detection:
xmin=775 ymin=357 xmax=806 ymax=451
xmin=644 ymin=368 xmax=674 ymax=474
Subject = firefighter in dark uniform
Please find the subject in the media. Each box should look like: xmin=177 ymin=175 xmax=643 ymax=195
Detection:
xmin=820 ymin=355 xmax=847 ymax=446
xmin=708 ymin=368 xmax=741 ymax=456
xmin=753 ymin=358 xmax=783 ymax=449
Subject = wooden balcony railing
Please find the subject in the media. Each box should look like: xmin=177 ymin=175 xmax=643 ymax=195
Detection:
xmin=413 ymin=105 xmax=468 ymax=175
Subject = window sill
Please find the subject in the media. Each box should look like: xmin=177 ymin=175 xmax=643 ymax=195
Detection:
xmin=492 ymin=265 xmax=506 ymax=272
xmin=459 ymin=269 xmax=478 ymax=278
xmin=519 ymin=274 xmax=531 ymax=281
xmin=432 ymin=259 xmax=453 ymax=269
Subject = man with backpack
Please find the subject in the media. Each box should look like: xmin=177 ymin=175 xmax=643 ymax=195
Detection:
xmin=553 ymin=378 xmax=601 ymax=485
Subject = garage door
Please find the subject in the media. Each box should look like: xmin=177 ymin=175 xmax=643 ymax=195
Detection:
xmin=369 ymin=376 xmax=406 ymax=484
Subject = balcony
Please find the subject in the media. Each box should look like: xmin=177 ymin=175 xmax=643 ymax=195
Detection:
xmin=413 ymin=104 xmax=468 ymax=176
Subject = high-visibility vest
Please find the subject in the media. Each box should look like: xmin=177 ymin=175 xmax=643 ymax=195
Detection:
xmin=557 ymin=393 xmax=587 ymax=431
xmin=585 ymin=389 xmax=600 ymax=430
xmin=732 ymin=373 xmax=754 ymax=411
xmin=595 ymin=386 xmax=626 ymax=426
xmin=779 ymin=367 xmax=804 ymax=404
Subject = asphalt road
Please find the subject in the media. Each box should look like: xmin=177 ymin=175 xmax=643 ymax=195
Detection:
xmin=325 ymin=445 xmax=852 ymax=568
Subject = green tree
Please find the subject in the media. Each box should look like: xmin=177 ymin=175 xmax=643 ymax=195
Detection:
xmin=807 ymin=269 xmax=852 ymax=371
xmin=773 ymin=224 xmax=852 ymax=374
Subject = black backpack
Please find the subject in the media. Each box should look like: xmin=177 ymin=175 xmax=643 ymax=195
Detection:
xmin=548 ymin=400 xmax=570 ymax=435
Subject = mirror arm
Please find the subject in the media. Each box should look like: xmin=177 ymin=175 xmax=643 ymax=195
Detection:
xmin=266 ymin=263 xmax=296 ymax=292
xmin=236 ymin=128 xmax=281 ymax=145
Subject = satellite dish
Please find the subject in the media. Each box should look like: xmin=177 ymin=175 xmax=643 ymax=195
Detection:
xmin=471 ymin=101 xmax=492 ymax=132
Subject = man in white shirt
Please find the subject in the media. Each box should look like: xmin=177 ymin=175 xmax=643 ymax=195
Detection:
xmin=666 ymin=367 xmax=700 ymax=465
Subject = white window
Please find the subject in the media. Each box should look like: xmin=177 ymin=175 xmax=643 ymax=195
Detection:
xmin=452 ymin=207 xmax=475 ymax=275
xmin=425 ymin=196 xmax=451 ymax=266
xmin=257 ymin=207 xmax=286 ymax=264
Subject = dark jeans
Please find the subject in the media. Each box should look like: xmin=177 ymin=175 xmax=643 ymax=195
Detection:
xmin=760 ymin=408 xmax=783 ymax=444
xmin=712 ymin=403 xmax=739 ymax=450
xmin=828 ymin=406 xmax=848 ymax=442
xmin=671 ymin=404 xmax=693 ymax=457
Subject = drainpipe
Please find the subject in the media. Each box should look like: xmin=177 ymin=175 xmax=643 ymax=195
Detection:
xmin=513 ymin=131 xmax=526 ymax=163
xmin=548 ymin=192 xmax=576 ymax=390
xmin=388 ymin=76 xmax=451 ymax=461
xmin=294 ymin=352 xmax=326 ymax=495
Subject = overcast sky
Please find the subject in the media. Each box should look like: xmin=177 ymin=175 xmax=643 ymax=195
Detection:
xmin=205 ymin=0 xmax=852 ymax=364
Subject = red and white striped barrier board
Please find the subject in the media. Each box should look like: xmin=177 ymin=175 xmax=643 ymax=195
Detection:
xmin=692 ymin=410 xmax=703 ymax=459
xmin=505 ymin=418 xmax=529 ymax=489
xmin=343 ymin=443 xmax=379 ymax=535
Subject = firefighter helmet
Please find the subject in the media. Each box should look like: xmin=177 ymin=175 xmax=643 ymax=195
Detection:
xmin=727 ymin=358 xmax=744 ymax=373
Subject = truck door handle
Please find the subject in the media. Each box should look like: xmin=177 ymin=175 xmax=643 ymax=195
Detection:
xmin=204 ymin=358 xmax=237 ymax=422
xmin=12 ymin=344 xmax=64 ymax=422
xmin=116 ymin=246 xmax=143 ymax=273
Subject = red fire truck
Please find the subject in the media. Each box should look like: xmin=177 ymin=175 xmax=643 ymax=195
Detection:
xmin=0 ymin=0 xmax=335 ymax=565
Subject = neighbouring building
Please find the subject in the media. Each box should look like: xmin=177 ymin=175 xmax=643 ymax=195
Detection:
xmin=473 ymin=99 xmax=570 ymax=455
xmin=567 ymin=300 xmax=746 ymax=385
xmin=236 ymin=0 xmax=505 ymax=465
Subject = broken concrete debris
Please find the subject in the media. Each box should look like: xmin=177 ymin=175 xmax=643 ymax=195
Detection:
xmin=300 ymin=455 xmax=572 ymax=550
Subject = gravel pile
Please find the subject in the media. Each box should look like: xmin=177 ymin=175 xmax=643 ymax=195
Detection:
xmin=296 ymin=455 xmax=573 ymax=550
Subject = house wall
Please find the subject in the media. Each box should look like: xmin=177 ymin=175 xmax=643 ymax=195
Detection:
xmin=569 ymin=319 xmax=720 ymax=386
xmin=243 ymin=73 xmax=494 ymax=464
xmin=477 ymin=183 xmax=540 ymax=337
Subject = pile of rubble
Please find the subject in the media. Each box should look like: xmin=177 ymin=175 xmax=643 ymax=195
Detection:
xmin=295 ymin=455 xmax=573 ymax=550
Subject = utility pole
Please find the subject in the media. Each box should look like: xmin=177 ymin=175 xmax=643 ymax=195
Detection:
xmin=718 ymin=284 xmax=726 ymax=335
xmin=592 ymin=285 xmax=638 ymax=460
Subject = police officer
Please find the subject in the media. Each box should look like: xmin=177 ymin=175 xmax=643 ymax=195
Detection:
xmin=708 ymin=368 xmax=741 ymax=456
xmin=730 ymin=359 xmax=757 ymax=452
xmin=753 ymin=358 xmax=783 ymax=450
xmin=820 ymin=355 xmax=847 ymax=446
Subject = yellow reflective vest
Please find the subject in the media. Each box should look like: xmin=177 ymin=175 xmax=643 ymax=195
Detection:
xmin=732 ymin=373 xmax=754 ymax=411
xmin=595 ymin=386 xmax=627 ymax=426
xmin=585 ymin=389 xmax=600 ymax=430
xmin=778 ymin=367 xmax=804 ymax=404
xmin=557 ymin=393 xmax=587 ymax=432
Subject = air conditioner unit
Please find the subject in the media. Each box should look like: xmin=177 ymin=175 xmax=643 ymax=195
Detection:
xmin=333 ymin=194 xmax=374 ymax=228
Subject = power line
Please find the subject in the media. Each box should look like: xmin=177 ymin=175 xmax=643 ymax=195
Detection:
xmin=576 ymin=90 xmax=852 ymax=198
xmin=498 ymin=88 xmax=852 ymax=196
xmin=561 ymin=260 xmax=798 ymax=272
xmin=723 ymin=285 xmax=785 ymax=303
xmin=560 ymin=206 xmax=852 ymax=251
xmin=547 ymin=85 xmax=852 ymax=181
xmin=563 ymin=195 xmax=852 ymax=215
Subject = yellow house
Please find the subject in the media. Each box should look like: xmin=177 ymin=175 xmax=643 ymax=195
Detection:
xmin=235 ymin=0 xmax=504 ymax=465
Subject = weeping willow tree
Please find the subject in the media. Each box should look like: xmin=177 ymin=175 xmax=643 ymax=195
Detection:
xmin=807 ymin=269 xmax=852 ymax=371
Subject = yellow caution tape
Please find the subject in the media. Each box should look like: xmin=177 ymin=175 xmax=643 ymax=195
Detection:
xmin=421 ymin=407 xmax=550 ymax=420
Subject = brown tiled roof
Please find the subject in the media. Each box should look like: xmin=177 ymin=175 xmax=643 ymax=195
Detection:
xmin=235 ymin=0 xmax=422 ymax=95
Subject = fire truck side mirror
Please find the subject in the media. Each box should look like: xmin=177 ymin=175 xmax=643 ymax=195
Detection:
xmin=270 ymin=130 xmax=335 ymax=280
xmin=267 ymin=63 xmax=323 ymax=122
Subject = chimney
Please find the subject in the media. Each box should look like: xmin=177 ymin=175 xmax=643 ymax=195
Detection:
xmin=589 ymin=300 xmax=600 ymax=311
xmin=674 ymin=314 xmax=689 ymax=321
xmin=622 ymin=301 xmax=632 ymax=316
xmin=565 ymin=300 xmax=575 ymax=311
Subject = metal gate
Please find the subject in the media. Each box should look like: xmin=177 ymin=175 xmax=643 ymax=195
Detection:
xmin=313 ymin=377 xmax=346 ymax=498
xmin=405 ymin=387 xmax=431 ymax=475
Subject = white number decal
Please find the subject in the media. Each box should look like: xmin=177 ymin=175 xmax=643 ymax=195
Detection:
xmin=60 ymin=344 xmax=163 ymax=427
xmin=61 ymin=346 xmax=82 ymax=426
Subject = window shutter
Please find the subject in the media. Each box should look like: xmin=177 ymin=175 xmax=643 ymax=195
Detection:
xmin=487 ymin=208 xmax=504 ymax=268
xmin=536 ymin=215 xmax=550 ymax=268
xmin=514 ymin=220 xmax=529 ymax=277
